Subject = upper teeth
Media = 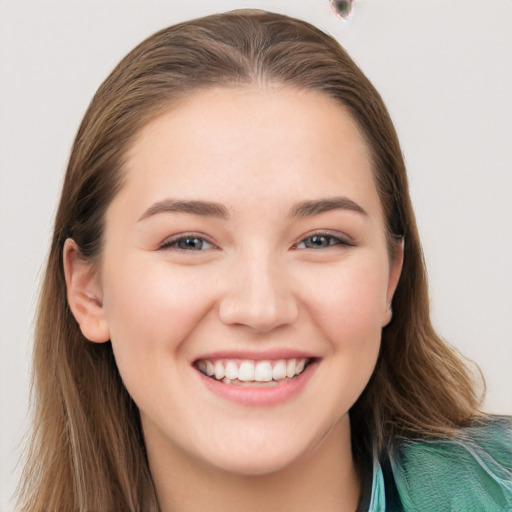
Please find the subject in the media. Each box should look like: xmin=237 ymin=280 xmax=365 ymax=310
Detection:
xmin=196 ymin=358 xmax=308 ymax=382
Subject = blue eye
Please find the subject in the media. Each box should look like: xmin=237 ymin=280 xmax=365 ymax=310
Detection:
xmin=160 ymin=235 xmax=215 ymax=251
xmin=296 ymin=234 xmax=349 ymax=249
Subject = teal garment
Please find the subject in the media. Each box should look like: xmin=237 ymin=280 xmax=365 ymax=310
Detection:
xmin=366 ymin=416 xmax=512 ymax=512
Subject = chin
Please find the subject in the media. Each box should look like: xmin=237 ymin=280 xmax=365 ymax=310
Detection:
xmin=212 ymin=451 xmax=302 ymax=477
xmin=202 ymin=429 xmax=321 ymax=477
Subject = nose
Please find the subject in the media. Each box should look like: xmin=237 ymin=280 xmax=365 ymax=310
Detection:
xmin=218 ymin=254 xmax=299 ymax=333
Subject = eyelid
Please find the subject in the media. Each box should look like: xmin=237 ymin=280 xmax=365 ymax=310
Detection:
xmin=158 ymin=232 xmax=218 ymax=251
xmin=293 ymin=230 xmax=355 ymax=249
xmin=157 ymin=230 xmax=354 ymax=251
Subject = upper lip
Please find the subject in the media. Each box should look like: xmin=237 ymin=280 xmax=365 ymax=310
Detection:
xmin=193 ymin=349 xmax=318 ymax=363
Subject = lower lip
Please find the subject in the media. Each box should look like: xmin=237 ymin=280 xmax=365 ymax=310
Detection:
xmin=196 ymin=360 xmax=319 ymax=407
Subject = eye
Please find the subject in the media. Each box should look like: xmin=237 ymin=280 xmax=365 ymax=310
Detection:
xmin=160 ymin=234 xmax=216 ymax=251
xmin=295 ymin=233 xmax=352 ymax=250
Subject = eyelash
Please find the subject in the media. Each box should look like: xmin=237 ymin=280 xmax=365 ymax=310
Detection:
xmin=293 ymin=232 xmax=354 ymax=250
xmin=159 ymin=231 xmax=353 ymax=252
xmin=159 ymin=234 xmax=216 ymax=252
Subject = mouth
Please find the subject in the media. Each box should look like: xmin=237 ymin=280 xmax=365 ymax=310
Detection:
xmin=194 ymin=357 xmax=312 ymax=387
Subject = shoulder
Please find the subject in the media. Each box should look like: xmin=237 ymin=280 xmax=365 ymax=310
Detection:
xmin=387 ymin=416 xmax=512 ymax=512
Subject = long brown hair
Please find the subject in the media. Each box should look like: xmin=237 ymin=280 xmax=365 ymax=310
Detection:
xmin=17 ymin=9 xmax=482 ymax=511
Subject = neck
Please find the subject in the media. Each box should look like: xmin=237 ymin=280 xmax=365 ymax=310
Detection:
xmin=145 ymin=415 xmax=361 ymax=512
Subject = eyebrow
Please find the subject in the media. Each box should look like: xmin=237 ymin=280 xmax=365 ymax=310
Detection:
xmin=138 ymin=199 xmax=230 ymax=221
xmin=290 ymin=197 xmax=368 ymax=218
xmin=138 ymin=196 xmax=367 ymax=222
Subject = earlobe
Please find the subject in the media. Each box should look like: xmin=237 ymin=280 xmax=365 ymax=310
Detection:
xmin=63 ymin=238 xmax=110 ymax=343
xmin=383 ymin=238 xmax=404 ymax=326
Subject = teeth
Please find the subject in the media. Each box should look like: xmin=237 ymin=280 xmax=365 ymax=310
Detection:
xmin=197 ymin=357 xmax=310 ymax=384
xmin=214 ymin=361 xmax=225 ymax=380
xmin=286 ymin=359 xmax=296 ymax=378
xmin=272 ymin=360 xmax=287 ymax=380
xmin=224 ymin=361 xmax=238 ymax=380
xmin=238 ymin=361 xmax=255 ymax=382
xmin=254 ymin=361 xmax=272 ymax=382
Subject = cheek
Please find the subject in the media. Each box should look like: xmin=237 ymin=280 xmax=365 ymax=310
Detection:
xmin=302 ymin=258 xmax=389 ymax=342
xmin=289 ymin=260 xmax=387 ymax=421
xmin=101 ymin=258 xmax=213 ymax=367
xmin=317 ymin=266 xmax=386 ymax=405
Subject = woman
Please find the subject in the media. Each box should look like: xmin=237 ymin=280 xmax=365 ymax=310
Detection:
xmin=17 ymin=9 xmax=511 ymax=512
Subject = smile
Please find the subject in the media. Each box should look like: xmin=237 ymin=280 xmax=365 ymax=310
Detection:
xmin=196 ymin=358 xmax=310 ymax=386
xmin=194 ymin=355 xmax=319 ymax=406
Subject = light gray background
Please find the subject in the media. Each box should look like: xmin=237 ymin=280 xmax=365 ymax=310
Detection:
xmin=1 ymin=1 xmax=511 ymax=510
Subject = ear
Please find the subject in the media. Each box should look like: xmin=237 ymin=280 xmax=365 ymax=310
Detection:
xmin=383 ymin=238 xmax=404 ymax=326
xmin=63 ymin=238 xmax=110 ymax=343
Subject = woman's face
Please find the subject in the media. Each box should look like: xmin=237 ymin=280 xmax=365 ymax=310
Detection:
xmin=90 ymin=86 xmax=402 ymax=475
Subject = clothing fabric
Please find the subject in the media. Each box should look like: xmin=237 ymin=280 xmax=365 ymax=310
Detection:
xmin=366 ymin=416 xmax=512 ymax=511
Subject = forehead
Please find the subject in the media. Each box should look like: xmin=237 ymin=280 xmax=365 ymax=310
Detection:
xmin=116 ymin=86 xmax=381 ymax=221
xmin=127 ymin=85 xmax=371 ymax=156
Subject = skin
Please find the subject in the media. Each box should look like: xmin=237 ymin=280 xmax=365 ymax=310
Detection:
xmin=64 ymin=86 xmax=403 ymax=512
